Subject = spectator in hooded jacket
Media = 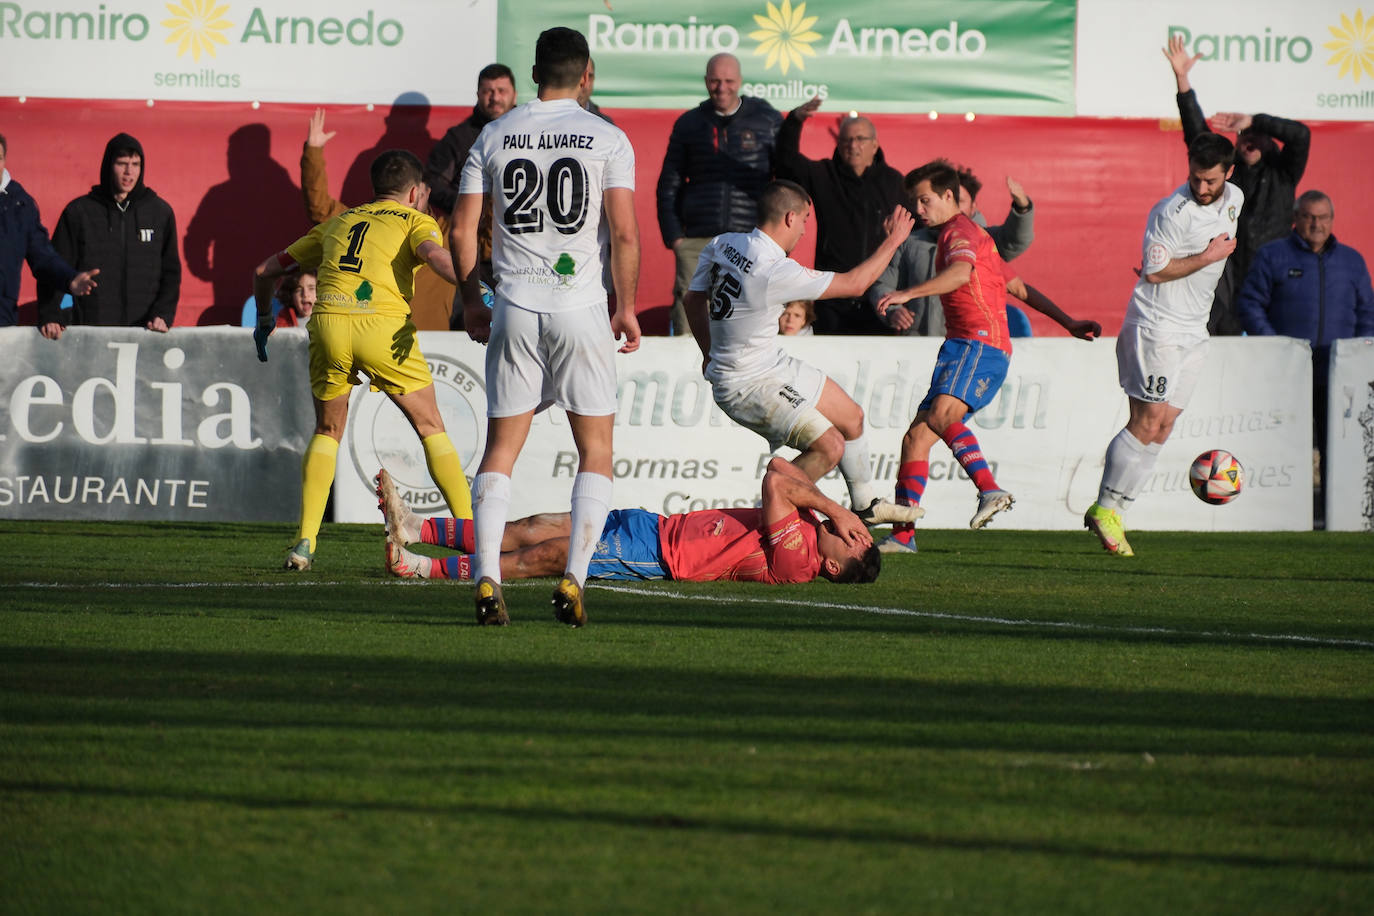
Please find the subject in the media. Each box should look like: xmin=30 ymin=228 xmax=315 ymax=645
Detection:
xmin=37 ymin=132 xmax=180 ymax=340
xmin=657 ymin=53 xmax=782 ymax=335
xmin=775 ymin=98 xmax=907 ymax=334
xmin=0 ymin=133 xmax=99 ymax=327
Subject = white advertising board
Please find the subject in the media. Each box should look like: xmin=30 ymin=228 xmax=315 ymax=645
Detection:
xmin=1326 ymin=337 xmax=1374 ymax=531
xmin=0 ymin=0 xmax=498 ymax=105
xmin=333 ymin=334 xmax=1313 ymax=532
xmin=1077 ymin=0 xmax=1374 ymax=121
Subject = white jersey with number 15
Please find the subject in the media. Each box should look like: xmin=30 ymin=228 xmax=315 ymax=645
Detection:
xmin=460 ymin=97 xmax=635 ymax=314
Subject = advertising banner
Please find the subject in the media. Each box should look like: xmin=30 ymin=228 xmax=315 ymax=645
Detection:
xmin=495 ymin=0 xmax=1077 ymax=115
xmin=1077 ymin=0 xmax=1374 ymax=121
xmin=1326 ymin=337 xmax=1374 ymax=532
xmin=334 ymin=335 xmax=1312 ymax=532
xmin=0 ymin=0 xmax=497 ymax=105
xmin=0 ymin=326 xmax=312 ymax=521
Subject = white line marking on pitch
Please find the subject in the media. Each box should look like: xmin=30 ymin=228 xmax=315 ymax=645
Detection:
xmin=596 ymin=583 xmax=1374 ymax=650
xmin=7 ymin=579 xmax=1370 ymax=650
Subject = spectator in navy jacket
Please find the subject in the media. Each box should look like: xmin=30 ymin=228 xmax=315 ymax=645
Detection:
xmin=1238 ymin=189 xmax=1374 ymax=515
xmin=0 ymin=134 xmax=98 ymax=327
xmin=657 ymin=53 xmax=781 ymax=335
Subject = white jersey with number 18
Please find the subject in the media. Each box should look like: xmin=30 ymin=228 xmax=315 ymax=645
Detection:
xmin=1124 ymin=180 xmax=1243 ymax=340
xmin=460 ymin=97 xmax=635 ymax=314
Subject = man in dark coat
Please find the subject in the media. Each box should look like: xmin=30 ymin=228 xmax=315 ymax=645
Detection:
xmin=0 ymin=133 xmax=98 ymax=326
xmin=775 ymin=98 xmax=908 ymax=334
xmin=37 ymin=132 xmax=180 ymax=339
xmin=1166 ymin=34 xmax=1311 ymax=335
xmin=657 ymin=52 xmax=782 ymax=335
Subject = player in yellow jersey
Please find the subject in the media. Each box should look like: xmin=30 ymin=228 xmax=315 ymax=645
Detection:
xmin=252 ymin=149 xmax=472 ymax=570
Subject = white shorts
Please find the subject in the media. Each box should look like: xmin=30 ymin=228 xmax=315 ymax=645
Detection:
xmin=485 ymin=299 xmax=618 ymax=418
xmin=1116 ymin=323 xmax=1208 ymax=409
xmin=712 ymin=355 xmax=828 ymax=451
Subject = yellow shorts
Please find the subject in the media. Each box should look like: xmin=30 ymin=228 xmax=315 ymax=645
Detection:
xmin=307 ymin=312 xmax=433 ymax=401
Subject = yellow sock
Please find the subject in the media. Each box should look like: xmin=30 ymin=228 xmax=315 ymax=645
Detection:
xmin=296 ymin=434 xmax=339 ymax=553
xmin=422 ymin=432 xmax=473 ymax=518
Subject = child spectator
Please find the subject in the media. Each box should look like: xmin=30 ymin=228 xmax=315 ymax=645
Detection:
xmin=778 ymin=298 xmax=815 ymax=336
xmin=275 ymin=270 xmax=316 ymax=327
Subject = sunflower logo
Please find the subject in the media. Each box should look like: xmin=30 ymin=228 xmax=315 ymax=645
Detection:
xmin=162 ymin=0 xmax=233 ymax=62
xmin=1324 ymin=8 xmax=1374 ymax=82
xmin=750 ymin=0 xmax=823 ymax=75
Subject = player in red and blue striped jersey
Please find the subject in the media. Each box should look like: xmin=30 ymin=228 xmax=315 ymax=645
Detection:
xmin=875 ymin=161 xmax=1100 ymax=552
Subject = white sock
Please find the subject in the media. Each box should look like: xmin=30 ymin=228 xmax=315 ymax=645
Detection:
xmin=472 ymin=472 xmax=510 ymax=584
xmin=1121 ymin=441 xmax=1165 ymax=511
xmin=565 ymin=472 xmax=613 ymax=585
xmin=838 ymin=435 xmax=878 ymax=509
xmin=1097 ymin=429 xmax=1150 ymax=512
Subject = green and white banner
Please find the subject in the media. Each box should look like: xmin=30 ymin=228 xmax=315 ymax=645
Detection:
xmin=0 ymin=0 xmax=496 ymax=104
xmin=496 ymin=0 xmax=1077 ymax=115
xmin=1077 ymin=0 xmax=1374 ymax=121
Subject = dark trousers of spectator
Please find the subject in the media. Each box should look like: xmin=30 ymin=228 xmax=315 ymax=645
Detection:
xmin=814 ymin=296 xmax=893 ymax=335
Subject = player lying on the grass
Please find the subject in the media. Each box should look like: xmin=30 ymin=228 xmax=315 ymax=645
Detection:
xmin=682 ymin=179 xmax=921 ymax=527
xmin=378 ymin=458 xmax=880 ymax=592
xmin=874 ymin=161 xmax=1101 ymax=553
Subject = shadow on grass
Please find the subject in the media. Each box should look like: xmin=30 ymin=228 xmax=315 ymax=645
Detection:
xmin=2 ymin=778 xmax=1371 ymax=875
xmin=3 ymin=646 xmax=1371 ymax=759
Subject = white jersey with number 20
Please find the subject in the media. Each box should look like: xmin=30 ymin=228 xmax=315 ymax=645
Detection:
xmin=460 ymin=97 xmax=635 ymax=314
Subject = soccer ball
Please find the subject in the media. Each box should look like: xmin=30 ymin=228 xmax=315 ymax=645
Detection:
xmin=1189 ymin=450 xmax=1244 ymax=505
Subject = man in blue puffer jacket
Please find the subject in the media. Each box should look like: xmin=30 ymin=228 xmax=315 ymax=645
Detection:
xmin=1238 ymin=189 xmax=1374 ymax=520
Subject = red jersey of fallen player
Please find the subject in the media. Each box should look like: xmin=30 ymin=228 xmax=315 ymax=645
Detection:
xmin=658 ymin=508 xmax=821 ymax=584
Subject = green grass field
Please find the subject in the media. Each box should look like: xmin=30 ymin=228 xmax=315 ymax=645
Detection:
xmin=3 ymin=521 xmax=1372 ymax=914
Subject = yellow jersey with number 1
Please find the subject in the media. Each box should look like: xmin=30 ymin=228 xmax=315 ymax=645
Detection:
xmin=285 ymin=200 xmax=442 ymax=319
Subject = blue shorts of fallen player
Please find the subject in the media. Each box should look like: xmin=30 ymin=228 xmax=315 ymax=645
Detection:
xmin=917 ymin=338 xmax=1010 ymax=417
xmin=587 ymin=509 xmax=669 ymax=580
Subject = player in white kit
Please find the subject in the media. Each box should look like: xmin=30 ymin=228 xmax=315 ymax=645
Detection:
xmin=682 ymin=180 xmax=921 ymax=524
xmin=453 ymin=27 xmax=641 ymax=626
xmin=1085 ymin=133 xmax=1242 ymax=557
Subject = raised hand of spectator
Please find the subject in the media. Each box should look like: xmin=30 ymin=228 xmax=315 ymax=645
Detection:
xmin=68 ymin=268 xmax=99 ymax=296
xmin=790 ymin=97 xmax=822 ymax=121
xmin=307 ymin=108 xmax=337 ymax=148
xmin=1211 ymin=112 xmax=1253 ymax=133
xmin=1163 ymin=34 xmax=1201 ymax=91
xmin=1005 ymin=176 xmax=1030 ymax=211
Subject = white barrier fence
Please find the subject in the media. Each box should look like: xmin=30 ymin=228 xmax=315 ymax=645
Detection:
xmin=333 ymin=334 xmax=1317 ymax=532
xmin=1327 ymin=338 xmax=1374 ymax=532
xmin=5 ymin=329 xmax=1351 ymax=531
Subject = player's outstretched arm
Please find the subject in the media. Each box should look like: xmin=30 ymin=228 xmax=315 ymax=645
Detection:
xmin=875 ymin=260 xmax=971 ymax=314
xmin=450 ymin=192 xmax=489 ymax=343
xmin=823 ymin=205 xmax=915 ymax=300
xmin=1007 ymin=277 xmax=1100 ymax=340
xmin=604 ymin=187 xmax=641 ymax=354
xmin=682 ymin=289 xmax=712 ymax=370
xmin=251 ymin=253 xmax=290 ymax=361
xmin=417 ymin=240 xmax=457 ymax=285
